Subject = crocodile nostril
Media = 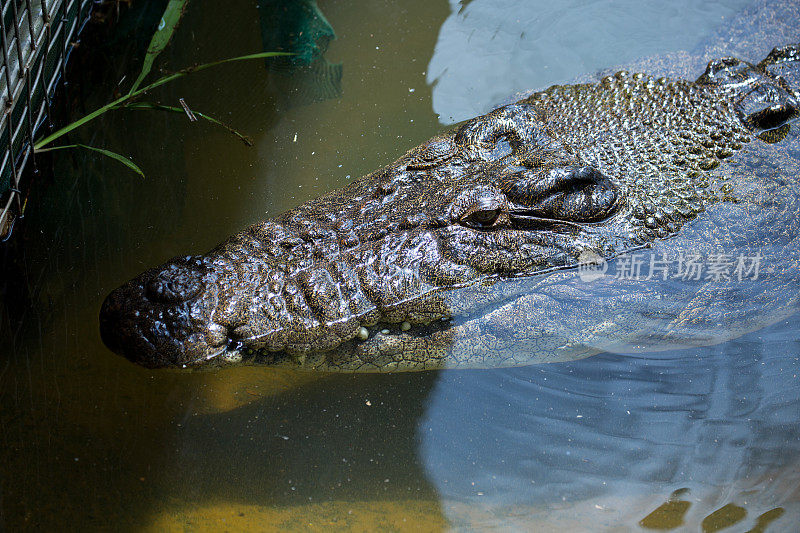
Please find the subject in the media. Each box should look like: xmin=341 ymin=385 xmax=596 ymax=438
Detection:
xmin=145 ymin=263 xmax=203 ymax=304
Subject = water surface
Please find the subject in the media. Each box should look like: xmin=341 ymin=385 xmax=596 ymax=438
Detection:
xmin=1 ymin=0 xmax=799 ymax=530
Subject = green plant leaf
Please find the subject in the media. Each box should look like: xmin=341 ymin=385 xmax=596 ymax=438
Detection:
xmin=123 ymin=102 xmax=254 ymax=146
xmin=36 ymin=144 xmax=145 ymax=177
xmin=129 ymin=0 xmax=191 ymax=95
xmin=33 ymin=51 xmax=291 ymax=150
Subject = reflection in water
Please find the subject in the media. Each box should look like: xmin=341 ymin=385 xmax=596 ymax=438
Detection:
xmin=426 ymin=0 xmax=753 ymax=124
xmin=418 ymin=314 xmax=800 ymax=529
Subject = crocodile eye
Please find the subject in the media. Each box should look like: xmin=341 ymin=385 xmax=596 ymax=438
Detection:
xmin=461 ymin=207 xmax=501 ymax=229
xmin=450 ymin=187 xmax=507 ymax=230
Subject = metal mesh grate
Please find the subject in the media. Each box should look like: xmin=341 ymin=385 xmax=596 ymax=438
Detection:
xmin=0 ymin=0 xmax=93 ymax=237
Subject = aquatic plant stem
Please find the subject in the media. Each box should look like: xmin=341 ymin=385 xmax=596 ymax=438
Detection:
xmin=35 ymin=144 xmax=144 ymax=177
xmin=33 ymin=52 xmax=291 ymax=151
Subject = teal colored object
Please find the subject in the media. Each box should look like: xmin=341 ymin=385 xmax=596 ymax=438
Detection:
xmin=258 ymin=0 xmax=343 ymax=104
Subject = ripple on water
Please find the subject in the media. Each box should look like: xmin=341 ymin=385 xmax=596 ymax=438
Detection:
xmin=417 ymin=313 xmax=800 ymax=528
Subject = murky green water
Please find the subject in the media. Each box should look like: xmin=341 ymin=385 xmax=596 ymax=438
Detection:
xmin=2 ymin=0 xmax=800 ymax=530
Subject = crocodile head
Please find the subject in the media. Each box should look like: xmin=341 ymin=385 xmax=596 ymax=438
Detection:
xmin=100 ymin=45 xmax=800 ymax=371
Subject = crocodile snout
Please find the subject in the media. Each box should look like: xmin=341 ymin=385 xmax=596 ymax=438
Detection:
xmin=99 ymin=258 xmax=226 ymax=368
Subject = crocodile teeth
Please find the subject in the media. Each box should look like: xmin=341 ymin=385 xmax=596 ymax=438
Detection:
xmin=222 ymin=351 xmax=242 ymax=363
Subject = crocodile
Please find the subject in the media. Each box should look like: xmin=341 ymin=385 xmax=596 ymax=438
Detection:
xmin=99 ymin=44 xmax=800 ymax=372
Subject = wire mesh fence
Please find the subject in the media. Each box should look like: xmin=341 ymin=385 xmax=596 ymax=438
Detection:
xmin=0 ymin=0 xmax=93 ymax=239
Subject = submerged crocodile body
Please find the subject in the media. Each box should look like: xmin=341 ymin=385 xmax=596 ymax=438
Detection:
xmin=100 ymin=44 xmax=800 ymax=371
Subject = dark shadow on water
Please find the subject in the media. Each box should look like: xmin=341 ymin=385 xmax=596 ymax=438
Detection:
xmin=169 ymin=372 xmax=441 ymax=506
xmin=0 ymin=328 xmax=443 ymax=530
